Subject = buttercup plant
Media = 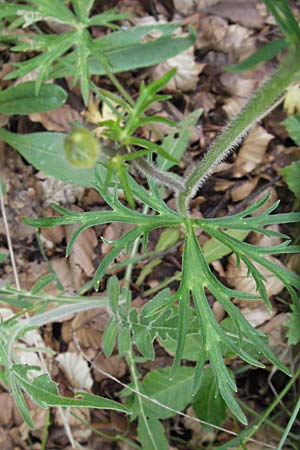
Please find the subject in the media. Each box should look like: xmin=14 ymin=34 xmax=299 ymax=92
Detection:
xmin=1 ymin=1 xmax=300 ymax=449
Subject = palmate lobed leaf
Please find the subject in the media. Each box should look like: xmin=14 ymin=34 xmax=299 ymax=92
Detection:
xmin=168 ymin=215 xmax=298 ymax=424
xmin=4 ymin=2 xmax=195 ymax=105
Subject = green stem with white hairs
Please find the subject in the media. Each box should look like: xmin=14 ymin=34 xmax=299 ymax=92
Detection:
xmin=177 ymin=49 xmax=300 ymax=216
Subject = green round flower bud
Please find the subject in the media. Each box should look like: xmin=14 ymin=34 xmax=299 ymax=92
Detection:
xmin=64 ymin=128 xmax=99 ymax=168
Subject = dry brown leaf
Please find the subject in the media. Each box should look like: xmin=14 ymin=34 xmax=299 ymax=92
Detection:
xmin=212 ymin=300 xmax=225 ymax=322
xmin=62 ymin=308 xmax=107 ymax=350
xmin=174 ymin=0 xmax=219 ymax=15
xmin=93 ymin=354 xmax=127 ymax=382
xmin=19 ymin=405 xmax=48 ymax=441
xmin=54 ymin=406 xmax=91 ymax=428
xmin=67 ymin=224 xmax=98 ymax=277
xmin=214 ymin=179 xmax=234 ymax=192
xmin=134 ymin=16 xmax=200 ymax=92
xmin=223 ymin=96 xmax=244 ymax=118
xmin=197 ymin=15 xmax=255 ymax=60
xmin=0 ymin=393 xmax=16 ymax=426
xmin=233 ymin=126 xmax=273 ymax=177
xmin=205 ymin=0 xmax=263 ymax=28
xmin=50 ymin=258 xmax=74 ymax=293
xmin=259 ymin=313 xmax=289 ymax=363
xmin=238 ymin=304 xmax=273 ymax=328
xmin=194 ymin=91 xmax=216 ymax=113
xmin=230 ymin=177 xmax=259 ymax=202
xmin=101 ymin=222 xmax=133 ymax=256
xmin=56 ymin=352 xmax=93 ymax=391
xmin=152 ymin=47 xmax=202 ymax=92
xmin=19 ymin=261 xmax=49 ymax=291
xmin=0 ymin=428 xmax=14 ymax=450
xmin=73 ymin=326 xmax=103 ymax=351
xmin=0 ymin=114 xmax=9 ymax=128
xmin=249 ymin=225 xmax=282 ymax=247
xmin=66 ymin=219 xmax=98 ymax=289
xmin=39 ymin=206 xmax=65 ymax=246
xmin=227 ymin=253 xmax=284 ymax=298
xmin=183 ymin=406 xmax=216 ymax=447
xmin=29 ymin=104 xmax=82 ymax=132
xmin=220 ymin=72 xmax=257 ymax=99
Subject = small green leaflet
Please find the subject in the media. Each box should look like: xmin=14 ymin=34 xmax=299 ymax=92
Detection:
xmin=281 ymin=162 xmax=300 ymax=198
xmin=0 ymin=253 xmax=7 ymax=264
xmin=286 ymin=304 xmax=300 ymax=345
xmin=192 ymin=368 xmax=227 ymax=428
xmin=282 ymin=113 xmax=300 ymax=145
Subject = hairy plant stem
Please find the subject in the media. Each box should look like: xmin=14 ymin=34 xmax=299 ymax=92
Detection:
xmin=177 ymin=49 xmax=300 ymax=216
xmin=134 ymin=157 xmax=185 ymax=192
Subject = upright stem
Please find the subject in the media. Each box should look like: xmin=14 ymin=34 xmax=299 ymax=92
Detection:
xmin=100 ymin=57 xmax=135 ymax=107
xmin=177 ymin=49 xmax=300 ymax=215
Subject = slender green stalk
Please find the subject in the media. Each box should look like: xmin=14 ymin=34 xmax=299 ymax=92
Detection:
xmin=177 ymin=49 xmax=300 ymax=215
xmin=276 ymin=395 xmax=300 ymax=450
xmin=100 ymin=57 xmax=135 ymax=107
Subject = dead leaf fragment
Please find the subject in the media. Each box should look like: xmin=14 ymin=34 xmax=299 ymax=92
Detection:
xmin=230 ymin=177 xmax=259 ymax=202
xmin=197 ymin=15 xmax=255 ymax=60
xmin=234 ymin=126 xmax=273 ymax=177
xmin=204 ymin=0 xmax=264 ymax=28
xmin=183 ymin=406 xmax=216 ymax=447
xmin=174 ymin=0 xmax=212 ymax=15
xmin=36 ymin=172 xmax=85 ymax=205
xmin=226 ymin=253 xmax=284 ymax=301
xmin=259 ymin=313 xmax=290 ymax=364
xmin=238 ymin=304 xmax=273 ymax=328
xmin=152 ymin=47 xmax=202 ymax=92
xmin=29 ymin=104 xmax=82 ymax=132
xmin=56 ymin=352 xmax=93 ymax=391
xmin=93 ymin=354 xmax=127 ymax=382
xmin=66 ymin=221 xmax=98 ymax=290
